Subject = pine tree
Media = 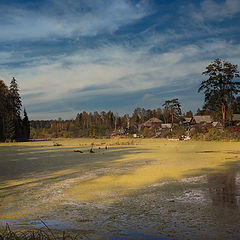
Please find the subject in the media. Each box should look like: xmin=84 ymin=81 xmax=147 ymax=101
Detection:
xmin=0 ymin=80 xmax=9 ymax=141
xmin=162 ymin=99 xmax=181 ymax=125
xmin=8 ymin=77 xmax=22 ymax=140
xmin=198 ymin=59 xmax=240 ymax=126
xmin=5 ymin=114 xmax=15 ymax=141
xmin=22 ymin=108 xmax=30 ymax=141
xmin=9 ymin=77 xmax=22 ymax=117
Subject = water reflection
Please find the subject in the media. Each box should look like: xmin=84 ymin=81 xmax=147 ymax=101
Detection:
xmin=207 ymin=171 xmax=240 ymax=208
xmin=0 ymin=219 xmax=76 ymax=230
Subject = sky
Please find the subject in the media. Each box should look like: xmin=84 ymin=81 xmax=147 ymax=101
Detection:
xmin=0 ymin=0 xmax=240 ymax=120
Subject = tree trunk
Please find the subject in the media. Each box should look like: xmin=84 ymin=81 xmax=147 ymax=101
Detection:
xmin=222 ymin=102 xmax=226 ymax=128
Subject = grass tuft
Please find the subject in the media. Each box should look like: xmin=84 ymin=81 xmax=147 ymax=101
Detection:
xmin=0 ymin=222 xmax=83 ymax=240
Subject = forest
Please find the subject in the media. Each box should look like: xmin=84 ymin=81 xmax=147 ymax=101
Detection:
xmin=0 ymin=77 xmax=30 ymax=142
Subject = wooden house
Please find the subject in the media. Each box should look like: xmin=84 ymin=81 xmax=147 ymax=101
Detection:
xmin=232 ymin=114 xmax=240 ymax=125
xmin=212 ymin=121 xmax=223 ymax=129
xmin=161 ymin=123 xmax=172 ymax=129
xmin=141 ymin=118 xmax=163 ymax=128
xmin=190 ymin=115 xmax=213 ymax=125
xmin=183 ymin=117 xmax=192 ymax=126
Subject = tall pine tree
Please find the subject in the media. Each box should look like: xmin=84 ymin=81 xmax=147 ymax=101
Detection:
xmin=0 ymin=80 xmax=9 ymax=140
xmin=5 ymin=114 xmax=15 ymax=141
xmin=198 ymin=59 xmax=240 ymax=126
xmin=22 ymin=108 xmax=30 ymax=141
xmin=8 ymin=77 xmax=22 ymax=141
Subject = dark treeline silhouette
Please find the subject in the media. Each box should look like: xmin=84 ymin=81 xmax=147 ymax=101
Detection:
xmin=0 ymin=78 xmax=30 ymax=142
xmin=30 ymin=107 xmax=193 ymax=139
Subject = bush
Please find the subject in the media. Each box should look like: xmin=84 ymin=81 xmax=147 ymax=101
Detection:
xmin=205 ymin=128 xmax=222 ymax=141
xmin=141 ymin=128 xmax=155 ymax=138
xmin=171 ymin=126 xmax=186 ymax=138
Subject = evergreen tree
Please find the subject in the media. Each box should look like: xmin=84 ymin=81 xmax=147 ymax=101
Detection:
xmin=162 ymin=98 xmax=181 ymax=124
xmin=8 ymin=77 xmax=22 ymax=140
xmin=130 ymin=109 xmax=140 ymax=126
xmin=5 ymin=114 xmax=15 ymax=141
xmin=22 ymin=108 xmax=30 ymax=141
xmin=9 ymin=77 xmax=22 ymax=117
xmin=0 ymin=80 xmax=8 ymax=141
xmin=198 ymin=59 xmax=240 ymax=126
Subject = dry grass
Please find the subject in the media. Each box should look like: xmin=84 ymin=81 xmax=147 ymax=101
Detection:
xmin=0 ymin=222 xmax=82 ymax=240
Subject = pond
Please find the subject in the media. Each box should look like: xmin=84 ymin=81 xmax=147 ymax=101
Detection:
xmin=0 ymin=139 xmax=240 ymax=239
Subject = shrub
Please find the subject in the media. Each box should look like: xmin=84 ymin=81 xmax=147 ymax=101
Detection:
xmin=171 ymin=126 xmax=186 ymax=138
xmin=205 ymin=128 xmax=222 ymax=141
xmin=142 ymin=128 xmax=155 ymax=138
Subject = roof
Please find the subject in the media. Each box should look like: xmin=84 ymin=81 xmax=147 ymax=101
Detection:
xmin=142 ymin=118 xmax=163 ymax=127
xmin=212 ymin=121 xmax=223 ymax=128
xmin=145 ymin=117 xmax=163 ymax=123
xmin=193 ymin=115 xmax=212 ymax=124
xmin=233 ymin=114 xmax=240 ymax=121
xmin=185 ymin=118 xmax=192 ymax=122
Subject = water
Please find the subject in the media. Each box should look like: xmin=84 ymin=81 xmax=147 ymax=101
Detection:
xmin=1 ymin=142 xmax=240 ymax=239
xmin=0 ymin=218 xmax=76 ymax=230
xmin=1 ymin=169 xmax=240 ymax=239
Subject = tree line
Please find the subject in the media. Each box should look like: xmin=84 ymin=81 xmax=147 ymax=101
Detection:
xmin=0 ymin=77 xmax=30 ymax=142
xmin=30 ymin=107 xmax=193 ymax=139
xmin=1 ymin=59 xmax=240 ymax=140
xmin=30 ymin=58 xmax=240 ymax=139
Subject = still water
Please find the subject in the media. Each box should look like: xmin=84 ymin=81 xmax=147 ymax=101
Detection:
xmin=1 ymin=167 xmax=240 ymax=239
xmin=0 ymin=142 xmax=240 ymax=239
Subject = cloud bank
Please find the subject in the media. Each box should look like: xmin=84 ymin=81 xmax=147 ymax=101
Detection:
xmin=0 ymin=0 xmax=239 ymax=119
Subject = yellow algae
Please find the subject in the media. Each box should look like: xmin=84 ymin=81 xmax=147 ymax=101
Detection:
xmin=0 ymin=138 xmax=137 ymax=148
xmin=67 ymin=139 xmax=240 ymax=203
xmin=1 ymin=178 xmax=38 ymax=189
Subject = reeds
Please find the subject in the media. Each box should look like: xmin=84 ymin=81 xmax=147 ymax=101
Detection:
xmin=0 ymin=221 xmax=82 ymax=240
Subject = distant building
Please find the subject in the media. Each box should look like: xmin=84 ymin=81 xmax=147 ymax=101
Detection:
xmin=212 ymin=121 xmax=223 ymax=129
xmin=232 ymin=114 xmax=240 ymax=122
xmin=111 ymin=126 xmax=126 ymax=137
xmin=161 ymin=123 xmax=172 ymax=129
xmin=141 ymin=118 xmax=163 ymax=128
xmin=182 ymin=117 xmax=192 ymax=126
xmin=190 ymin=115 xmax=213 ymax=125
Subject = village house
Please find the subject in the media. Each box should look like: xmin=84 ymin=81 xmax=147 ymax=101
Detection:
xmin=161 ymin=123 xmax=172 ymax=130
xmin=111 ymin=126 xmax=126 ymax=137
xmin=139 ymin=117 xmax=163 ymax=130
xmin=182 ymin=117 xmax=192 ymax=126
xmin=190 ymin=115 xmax=213 ymax=125
xmin=232 ymin=114 xmax=240 ymax=125
xmin=212 ymin=121 xmax=223 ymax=130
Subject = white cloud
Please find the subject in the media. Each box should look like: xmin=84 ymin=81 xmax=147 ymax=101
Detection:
xmin=0 ymin=0 xmax=150 ymax=42
xmin=143 ymin=93 xmax=153 ymax=99
xmin=7 ymin=39 xmax=238 ymax=112
xmin=190 ymin=0 xmax=240 ymax=23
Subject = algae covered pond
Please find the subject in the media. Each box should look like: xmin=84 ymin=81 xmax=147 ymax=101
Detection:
xmin=0 ymin=139 xmax=240 ymax=239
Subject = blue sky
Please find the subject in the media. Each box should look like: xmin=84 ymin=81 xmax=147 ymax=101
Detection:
xmin=0 ymin=0 xmax=240 ymax=120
